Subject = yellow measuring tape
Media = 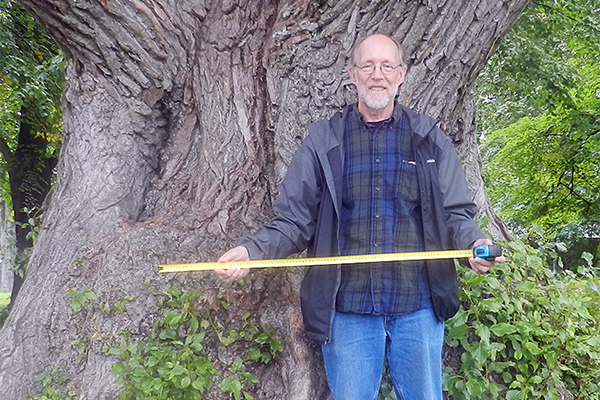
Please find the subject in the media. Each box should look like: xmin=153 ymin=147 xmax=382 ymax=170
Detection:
xmin=158 ymin=249 xmax=477 ymax=274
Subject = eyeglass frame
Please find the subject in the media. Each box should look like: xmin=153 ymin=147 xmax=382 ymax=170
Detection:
xmin=353 ymin=63 xmax=402 ymax=75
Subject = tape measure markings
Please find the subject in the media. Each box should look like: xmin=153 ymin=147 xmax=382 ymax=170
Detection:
xmin=158 ymin=249 xmax=475 ymax=273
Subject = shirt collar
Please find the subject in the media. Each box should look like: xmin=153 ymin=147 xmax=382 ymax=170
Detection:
xmin=350 ymin=102 xmax=401 ymax=129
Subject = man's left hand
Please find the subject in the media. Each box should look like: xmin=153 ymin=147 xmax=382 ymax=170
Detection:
xmin=468 ymin=238 xmax=505 ymax=273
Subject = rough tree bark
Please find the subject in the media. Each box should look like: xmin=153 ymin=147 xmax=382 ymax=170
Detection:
xmin=1 ymin=0 xmax=526 ymax=399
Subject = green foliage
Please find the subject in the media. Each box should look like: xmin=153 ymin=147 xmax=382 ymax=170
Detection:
xmin=0 ymin=291 xmax=9 ymax=308
xmin=483 ymin=109 xmax=600 ymax=232
xmin=478 ymin=0 xmax=600 ymax=260
xmin=12 ymin=205 xmax=43 ymax=278
xmin=108 ymin=285 xmax=283 ymax=400
xmin=16 ymin=206 xmax=42 ymax=243
xmin=443 ymin=241 xmax=600 ymax=400
xmin=0 ymin=0 xmax=64 ymax=202
xmin=0 ymin=0 xmax=64 ymax=130
xmin=0 ymin=291 xmax=10 ymax=327
xmin=64 ymin=286 xmax=98 ymax=316
xmin=477 ymin=0 xmax=600 ymax=133
xmin=377 ymin=368 xmax=397 ymax=400
xmin=27 ymin=366 xmax=79 ymax=400
xmin=98 ymin=293 xmax=136 ymax=315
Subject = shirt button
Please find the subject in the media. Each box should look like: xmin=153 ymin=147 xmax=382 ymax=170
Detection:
xmin=375 ymin=158 xmax=381 ymax=163
xmin=375 ymin=186 xmax=381 ymax=191
xmin=375 ymin=214 xmax=381 ymax=219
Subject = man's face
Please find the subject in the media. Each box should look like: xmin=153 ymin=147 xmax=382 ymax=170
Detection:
xmin=349 ymin=35 xmax=407 ymax=115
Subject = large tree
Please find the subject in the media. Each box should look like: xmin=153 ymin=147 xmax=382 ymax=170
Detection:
xmin=0 ymin=0 xmax=528 ymax=398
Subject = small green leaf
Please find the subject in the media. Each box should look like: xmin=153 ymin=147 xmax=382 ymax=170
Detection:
xmin=525 ymin=341 xmax=542 ymax=356
xmin=466 ymin=379 xmax=484 ymax=397
xmin=491 ymin=323 xmax=517 ymax=337
xmin=232 ymin=357 xmax=243 ymax=370
xmin=515 ymin=281 xmax=535 ymax=292
xmin=586 ymin=336 xmax=600 ymax=347
xmin=181 ymin=376 xmax=191 ymax=388
xmin=506 ymin=389 xmax=523 ymax=400
xmin=170 ymin=364 xmax=186 ymax=376
xmin=221 ymin=376 xmax=242 ymax=397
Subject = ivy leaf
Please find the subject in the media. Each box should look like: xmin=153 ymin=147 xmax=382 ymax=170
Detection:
xmin=506 ymin=389 xmax=523 ymax=400
xmin=470 ymin=342 xmax=490 ymax=366
xmin=515 ymin=281 xmax=536 ymax=292
xmin=491 ymin=323 xmax=517 ymax=337
xmin=466 ymin=379 xmax=485 ymax=397
xmin=181 ymin=376 xmax=191 ymax=388
xmin=169 ymin=364 xmax=186 ymax=377
xmin=221 ymin=376 xmax=242 ymax=399
xmin=588 ymin=281 xmax=600 ymax=294
xmin=586 ymin=336 xmax=600 ymax=347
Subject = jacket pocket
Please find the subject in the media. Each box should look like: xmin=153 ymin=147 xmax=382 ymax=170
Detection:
xmin=398 ymin=159 xmax=420 ymax=202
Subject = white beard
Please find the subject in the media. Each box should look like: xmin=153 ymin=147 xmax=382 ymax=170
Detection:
xmin=357 ymin=84 xmax=399 ymax=111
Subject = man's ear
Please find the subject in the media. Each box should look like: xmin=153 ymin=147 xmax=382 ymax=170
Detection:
xmin=348 ymin=67 xmax=357 ymax=86
xmin=397 ymin=66 xmax=408 ymax=86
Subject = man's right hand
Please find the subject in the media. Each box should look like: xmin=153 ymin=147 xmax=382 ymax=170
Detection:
xmin=215 ymin=246 xmax=250 ymax=282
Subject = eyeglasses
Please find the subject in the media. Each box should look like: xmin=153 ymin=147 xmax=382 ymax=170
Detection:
xmin=355 ymin=64 xmax=401 ymax=75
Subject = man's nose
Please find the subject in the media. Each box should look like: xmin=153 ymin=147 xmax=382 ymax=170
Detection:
xmin=371 ymin=65 xmax=386 ymax=79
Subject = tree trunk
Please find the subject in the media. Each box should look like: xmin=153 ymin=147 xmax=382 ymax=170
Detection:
xmin=1 ymin=0 xmax=526 ymax=398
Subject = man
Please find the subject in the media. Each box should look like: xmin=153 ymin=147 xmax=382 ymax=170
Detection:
xmin=216 ymin=34 xmax=504 ymax=400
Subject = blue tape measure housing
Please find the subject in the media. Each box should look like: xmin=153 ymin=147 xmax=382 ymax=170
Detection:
xmin=473 ymin=244 xmax=503 ymax=261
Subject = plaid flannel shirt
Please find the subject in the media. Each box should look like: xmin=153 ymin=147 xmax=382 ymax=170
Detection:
xmin=336 ymin=106 xmax=432 ymax=315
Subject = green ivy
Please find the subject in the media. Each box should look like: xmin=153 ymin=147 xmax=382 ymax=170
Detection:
xmin=64 ymin=286 xmax=98 ymax=316
xmin=443 ymin=240 xmax=600 ymax=399
xmin=27 ymin=366 xmax=79 ymax=400
xmin=108 ymin=285 xmax=283 ymax=400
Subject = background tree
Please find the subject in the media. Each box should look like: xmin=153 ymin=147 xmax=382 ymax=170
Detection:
xmin=478 ymin=0 xmax=600 ymax=268
xmin=0 ymin=0 xmax=63 ymax=305
xmin=0 ymin=1 xmax=529 ymax=399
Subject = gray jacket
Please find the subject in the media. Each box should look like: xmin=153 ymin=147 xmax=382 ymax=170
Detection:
xmin=239 ymin=103 xmax=484 ymax=343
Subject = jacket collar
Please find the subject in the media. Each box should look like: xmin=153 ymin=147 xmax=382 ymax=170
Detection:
xmin=394 ymin=103 xmax=438 ymax=144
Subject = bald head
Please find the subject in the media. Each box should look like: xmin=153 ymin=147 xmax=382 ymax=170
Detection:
xmin=351 ymin=34 xmax=407 ymax=69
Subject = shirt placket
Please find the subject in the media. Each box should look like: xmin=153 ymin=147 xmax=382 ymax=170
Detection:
xmin=371 ymin=125 xmax=385 ymax=314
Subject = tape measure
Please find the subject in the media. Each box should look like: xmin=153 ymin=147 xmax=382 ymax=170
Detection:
xmin=158 ymin=244 xmax=502 ymax=274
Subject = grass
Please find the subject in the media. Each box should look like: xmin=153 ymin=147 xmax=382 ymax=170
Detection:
xmin=0 ymin=291 xmax=10 ymax=328
xmin=0 ymin=291 xmax=10 ymax=309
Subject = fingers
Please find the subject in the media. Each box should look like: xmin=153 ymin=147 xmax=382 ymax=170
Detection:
xmin=218 ymin=246 xmax=250 ymax=262
xmin=469 ymin=257 xmax=493 ymax=274
xmin=472 ymin=238 xmax=493 ymax=248
xmin=215 ymin=246 xmax=250 ymax=282
xmin=469 ymin=238 xmax=506 ymax=274
xmin=215 ymin=267 xmax=249 ymax=282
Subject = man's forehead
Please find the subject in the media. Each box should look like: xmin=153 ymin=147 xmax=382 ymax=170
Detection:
xmin=356 ymin=37 xmax=399 ymax=62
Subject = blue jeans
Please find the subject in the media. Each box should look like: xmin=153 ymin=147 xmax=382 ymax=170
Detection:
xmin=321 ymin=308 xmax=444 ymax=400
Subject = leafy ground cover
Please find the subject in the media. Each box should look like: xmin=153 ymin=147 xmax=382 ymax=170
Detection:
xmin=0 ymin=292 xmax=9 ymax=308
xmin=444 ymin=240 xmax=600 ymax=400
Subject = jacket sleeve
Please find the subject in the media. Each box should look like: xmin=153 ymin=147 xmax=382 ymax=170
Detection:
xmin=237 ymin=135 xmax=323 ymax=260
xmin=434 ymin=128 xmax=485 ymax=249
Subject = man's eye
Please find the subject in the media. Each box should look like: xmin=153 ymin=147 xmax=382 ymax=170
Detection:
xmin=360 ymin=65 xmax=375 ymax=73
